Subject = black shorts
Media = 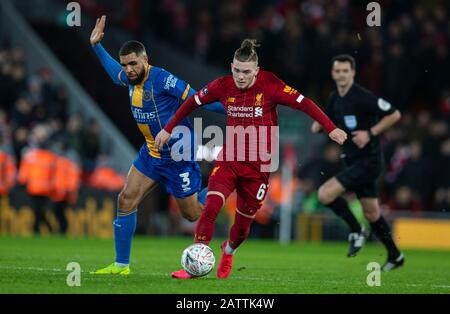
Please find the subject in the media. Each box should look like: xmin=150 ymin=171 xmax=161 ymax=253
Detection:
xmin=336 ymin=155 xmax=383 ymax=199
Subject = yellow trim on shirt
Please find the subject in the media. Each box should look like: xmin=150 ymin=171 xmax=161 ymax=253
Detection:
xmin=181 ymin=84 xmax=190 ymax=101
xmin=131 ymin=65 xmax=151 ymax=108
xmin=137 ymin=123 xmax=161 ymax=158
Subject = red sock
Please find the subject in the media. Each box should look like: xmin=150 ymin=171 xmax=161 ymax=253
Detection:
xmin=229 ymin=212 xmax=253 ymax=250
xmin=194 ymin=194 xmax=223 ymax=244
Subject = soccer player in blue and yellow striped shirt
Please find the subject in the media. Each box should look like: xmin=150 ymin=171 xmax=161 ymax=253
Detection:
xmin=89 ymin=16 xmax=225 ymax=275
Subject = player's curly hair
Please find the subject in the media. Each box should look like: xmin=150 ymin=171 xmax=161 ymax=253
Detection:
xmin=234 ymin=38 xmax=260 ymax=63
xmin=119 ymin=40 xmax=147 ymax=57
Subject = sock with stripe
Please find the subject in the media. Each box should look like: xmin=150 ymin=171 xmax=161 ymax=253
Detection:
xmin=114 ymin=209 xmax=137 ymax=265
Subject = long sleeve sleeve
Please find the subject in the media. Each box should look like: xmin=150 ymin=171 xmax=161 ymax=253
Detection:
xmin=164 ymin=78 xmax=224 ymax=133
xmin=155 ymin=69 xmax=226 ymax=115
xmin=164 ymin=95 xmax=199 ymax=133
xmin=269 ymin=73 xmax=336 ymax=134
xmin=92 ymin=43 xmax=128 ymax=86
xmin=292 ymin=97 xmax=337 ymax=134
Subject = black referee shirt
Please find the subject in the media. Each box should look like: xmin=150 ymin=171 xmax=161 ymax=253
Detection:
xmin=325 ymin=83 xmax=397 ymax=160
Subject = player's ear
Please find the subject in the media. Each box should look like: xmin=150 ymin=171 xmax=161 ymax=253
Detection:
xmin=255 ymin=66 xmax=260 ymax=77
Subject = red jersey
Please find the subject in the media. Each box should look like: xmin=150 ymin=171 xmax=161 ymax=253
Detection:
xmin=165 ymin=70 xmax=336 ymax=170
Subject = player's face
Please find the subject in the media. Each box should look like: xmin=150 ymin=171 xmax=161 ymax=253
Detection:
xmin=120 ymin=53 xmax=148 ymax=85
xmin=331 ymin=61 xmax=355 ymax=88
xmin=231 ymin=59 xmax=259 ymax=90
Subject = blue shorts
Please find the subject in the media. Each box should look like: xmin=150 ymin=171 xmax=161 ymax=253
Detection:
xmin=132 ymin=144 xmax=202 ymax=199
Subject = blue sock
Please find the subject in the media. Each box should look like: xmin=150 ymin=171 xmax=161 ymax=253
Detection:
xmin=114 ymin=209 xmax=137 ymax=265
xmin=198 ymin=187 xmax=208 ymax=206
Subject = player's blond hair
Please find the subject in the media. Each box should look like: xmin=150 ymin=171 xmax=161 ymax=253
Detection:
xmin=234 ymin=39 xmax=260 ymax=64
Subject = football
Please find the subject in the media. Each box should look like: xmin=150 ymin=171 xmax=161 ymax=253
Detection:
xmin=181 ymin=243 xmax=215 ymax=277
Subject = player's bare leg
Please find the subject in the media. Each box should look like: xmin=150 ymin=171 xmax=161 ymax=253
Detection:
xmin=175 ymin=193 xmax=202 ymax=222
xmin=360 ymin=197 xmax=404 ymax=271
xmin=118 ymin=165 xmax=158 ymax=211
xmin=318 ymin=177 xmax=365 ymax=257
xmin=318 ymin=177 xmax=346 ymax=204
xmin=91 ymin=165 xmax=158 ymax=275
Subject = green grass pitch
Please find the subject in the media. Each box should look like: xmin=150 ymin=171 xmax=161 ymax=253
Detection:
xmin=1 ymin=236 xmax=449 ymax=294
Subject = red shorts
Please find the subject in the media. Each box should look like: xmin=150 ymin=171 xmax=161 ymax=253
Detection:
xmin=207 ymin=161 xmax=270 ymax=218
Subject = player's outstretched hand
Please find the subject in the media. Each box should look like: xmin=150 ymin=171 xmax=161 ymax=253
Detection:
xmin=329 ymin=128 xmax=347 ymax=145
xmin=155 ymin=129 xmax=171 ymax=150
xmin=90 ymin=15 xmax=106 ymax=46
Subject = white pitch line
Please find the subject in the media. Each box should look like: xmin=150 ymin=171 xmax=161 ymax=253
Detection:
xmin=406 ymin=283 xmax=450 ymax=289
xmin=0 ymin=266 xmax=76 ymax=272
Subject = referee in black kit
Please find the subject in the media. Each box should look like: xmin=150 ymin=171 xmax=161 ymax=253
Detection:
xmin=312 ymin=54 xmax=404 ymax=271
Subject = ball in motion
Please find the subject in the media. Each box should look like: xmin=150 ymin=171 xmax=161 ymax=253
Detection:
xmin=181 ymin=243 xmax=215 ymax=277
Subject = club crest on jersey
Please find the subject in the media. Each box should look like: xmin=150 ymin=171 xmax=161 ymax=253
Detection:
xmin=226 ymin=97 xmax=236 ymax=103
xmin=344 ymin=115 xmax=357 ymax=130
xmin=143 ymin=89 xmax=152 ymax=102
xmin=255 ymin=93 xmax=263 ymax=106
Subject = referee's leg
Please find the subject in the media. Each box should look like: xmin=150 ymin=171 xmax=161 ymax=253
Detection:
xmin=318 ymin=177 xmax=362 ymax=234
xmin=360 ymin=197 xmax=403 ymax=269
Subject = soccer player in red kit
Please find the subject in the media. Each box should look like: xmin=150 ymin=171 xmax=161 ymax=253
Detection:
xmin=155 ymin=39 xmax=347 ymax=279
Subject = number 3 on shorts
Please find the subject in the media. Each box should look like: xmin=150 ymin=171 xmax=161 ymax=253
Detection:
xmin=179 ymin=172 xmax=191 ymax=190
xmin=256 ymin=183 xmax=267 ymax=201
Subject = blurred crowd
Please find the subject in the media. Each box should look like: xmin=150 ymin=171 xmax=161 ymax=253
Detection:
xmin=146 ymin=0 xmax=450 ymax=213
xmin=147 ymin=0 xmax=449 ymax=113
xmin=0 ymin=44 xmax=124 ymax=234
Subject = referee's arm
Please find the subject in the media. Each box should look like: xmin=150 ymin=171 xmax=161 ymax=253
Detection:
xmin=370 ymin=110 xmax=401 ymax=137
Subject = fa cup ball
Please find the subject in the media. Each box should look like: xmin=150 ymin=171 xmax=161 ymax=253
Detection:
xmin=181 ymin=243 xmax=215 ymax=277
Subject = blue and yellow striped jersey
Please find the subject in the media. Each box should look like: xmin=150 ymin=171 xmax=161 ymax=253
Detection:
xmin=92 ymin=43 xmax=225 ymax=160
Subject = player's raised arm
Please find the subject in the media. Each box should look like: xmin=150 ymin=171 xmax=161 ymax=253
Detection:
xmin=90 ymin=16 xmax=128 ymax=86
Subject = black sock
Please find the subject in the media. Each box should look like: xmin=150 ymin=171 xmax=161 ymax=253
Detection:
xmin=370 ymin=216 xmax=401 ymax=260
xmin=328 ymin=197 xmax=362 ymax=233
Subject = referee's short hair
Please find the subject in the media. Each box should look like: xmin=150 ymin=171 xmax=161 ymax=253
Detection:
xmin=119 ymin=40 xmax=147 ymax=57
xmin=331 ymin=54 xmax=356 ymax=69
